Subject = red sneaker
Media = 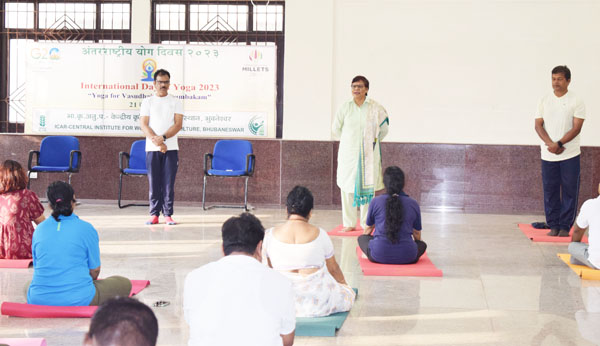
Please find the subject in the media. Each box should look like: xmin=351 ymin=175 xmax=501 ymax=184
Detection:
xmin=145 ymin=215 xmax=159 ymax=225
xmin=165 ymin=216 xmax=177 ymax=225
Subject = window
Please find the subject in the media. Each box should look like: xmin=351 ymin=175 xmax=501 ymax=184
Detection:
xmin=155 ymin=4 xmax=185 ymax=30
xmin=38 ymin=3 xmax=96 ymax=30
xmin=4 ymin=2 xmax=34 ymax=29
xmin=0 ymin=0 xmax=132 ymax=133
xmin=151 ymin=1 xmax=285 ymax=137
xmin=101 ymin=3 xmax=130 ymax=30
xmin=253 ymin=4 xmax=283 ymax=31
xmin=190 ymin=5 xmax=248 ymax=31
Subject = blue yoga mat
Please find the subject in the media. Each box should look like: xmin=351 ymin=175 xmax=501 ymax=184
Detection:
xmin=295 ymin=288 xmax=358 ymax=337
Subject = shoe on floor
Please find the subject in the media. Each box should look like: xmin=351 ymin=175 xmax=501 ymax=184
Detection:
xmin=165 ymin=216 xmax=177 ymax=225
xmin=558 ymin=230 xmax=570 ymax=237
xmin=546 ymin=228 xmax=559 ymax=236
xmin=146 ymin=215 xmax=159 ymax=225
xmin=531 ymin=222 xmax=550 ymax=229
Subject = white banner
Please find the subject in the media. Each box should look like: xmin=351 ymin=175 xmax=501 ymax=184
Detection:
xmin=25 ymin=43 xmax=276 ymax=138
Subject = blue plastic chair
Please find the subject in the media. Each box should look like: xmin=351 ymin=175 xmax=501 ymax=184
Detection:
xmin=203 ymin=140 xmax=255 ymax=211
xmin=27 ymin=136 xmax=82 ymax=188
xmin=118 ymin=139 xmax=149 ymax=208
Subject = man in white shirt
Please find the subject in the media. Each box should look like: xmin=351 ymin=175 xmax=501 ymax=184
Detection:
xmin=534 ymin=65 xmax=585 ymax=237
xmin=569 ymin=183 xmax=600 ymax=269
xmin=183 ymin=213 xmax=296 ymax=346
xmin=140 ymin=69 xmax=183 ymax=225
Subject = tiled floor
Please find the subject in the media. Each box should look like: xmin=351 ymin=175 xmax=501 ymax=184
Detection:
xmin=1 ymin=201 xmax=599 ymax=346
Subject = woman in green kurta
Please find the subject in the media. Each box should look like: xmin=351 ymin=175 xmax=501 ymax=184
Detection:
xmin=332 ymin=76 xmax=389 ymax=232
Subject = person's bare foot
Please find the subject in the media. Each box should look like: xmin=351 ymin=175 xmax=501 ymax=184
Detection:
xmin=341 ymin=227 xmax=355 ymax=232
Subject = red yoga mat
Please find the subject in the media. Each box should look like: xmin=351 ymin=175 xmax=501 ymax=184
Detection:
xmin=1 ymin=280 xmax=150 ymax=318
xmin=517 ymin=224 xmax=587 ymax=243
xmin=355 ymin=246 xmax=443 ymax=277
xmin=130 ymin=279 xmax=150 ymax=296
xmin=0 ymin=338 xmax=47 ymax=346
xmin=327 ymin=222 xmax=364 ymax=237
xmin=0 ymin=259 xmax=33 ymax=268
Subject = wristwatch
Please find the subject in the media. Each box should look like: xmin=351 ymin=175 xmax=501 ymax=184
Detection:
xmin=162 ymin=135 xmax=167 ymax=141
xmin=557 ymin=141 xmax=563 ymax=148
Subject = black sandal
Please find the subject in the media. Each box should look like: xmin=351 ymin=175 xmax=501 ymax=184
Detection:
xmin=531 ymin=222 xmax=550 ymax=229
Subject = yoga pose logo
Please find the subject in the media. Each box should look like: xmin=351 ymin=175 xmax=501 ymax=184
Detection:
xmin=141 ymin=59 xmax=157 ymax=82
xmin=248 ymin=115 xmax=265 ymax=136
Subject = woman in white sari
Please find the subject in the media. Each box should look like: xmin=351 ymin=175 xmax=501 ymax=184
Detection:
xmin=263 ymin=186 xmax=356 ymax=317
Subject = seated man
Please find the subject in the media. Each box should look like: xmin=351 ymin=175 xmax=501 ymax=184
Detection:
xmin=84 ymin=297 xmax=158 ymax=346
xmin=183 ymin=213 xmax=295 ymax=346
xmin=568 ymin=183 xmax=600 ymax=269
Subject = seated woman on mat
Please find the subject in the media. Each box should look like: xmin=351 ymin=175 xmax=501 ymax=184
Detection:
xmin=262 ymin=186 xmax=355 ymax=317
xmin=28 ymin=181 xmax=131 ymax=306
xmin=0 ymin=160 xmax=45 ymax=259
xmin=358 ymin=166 xmax=427 ymax=264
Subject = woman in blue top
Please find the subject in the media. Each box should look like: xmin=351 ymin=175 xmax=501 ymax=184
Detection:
xmin=357 ymin=166 xmax=427 ymax=264
xmin=28 ymin=181 xmax=131 ymax=306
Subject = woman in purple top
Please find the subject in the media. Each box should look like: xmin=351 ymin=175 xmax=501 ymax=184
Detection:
xmin=357 ymin=166 xmax=427 ymax=264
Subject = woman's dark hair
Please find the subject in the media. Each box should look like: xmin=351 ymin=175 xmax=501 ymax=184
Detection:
xmin=0 ymin=160 xmax=27 ymax=193
xmin=47 ymin=181 xmax=75 ymax=221
xmin=383 ymin=166 xmax=405 ymax=244
xmin=286 ymin=186 xmax=314 ymax=218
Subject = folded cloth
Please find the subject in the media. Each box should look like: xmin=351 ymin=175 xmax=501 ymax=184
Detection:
xmin=531 ymin=222 xmax=550 ymax=229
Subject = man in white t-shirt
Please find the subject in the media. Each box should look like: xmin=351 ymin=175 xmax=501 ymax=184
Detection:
xmin=569 ymin=183 xmax=600 ymax=269
xmin=140 ymin=69 xmax=183 ymax=225
xmin=183 ymin=213 xmax=295 ymax=346
xmin=534 ymin=65 xmax=585 ymax=237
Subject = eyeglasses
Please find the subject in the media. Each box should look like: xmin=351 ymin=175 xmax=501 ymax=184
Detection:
xmin=351 ymin=84 xmax=365 ymax=89
xmin=156 ymin=80 xmax=170 ymax=85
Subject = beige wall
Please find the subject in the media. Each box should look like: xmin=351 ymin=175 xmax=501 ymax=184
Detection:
xmin=283 ymin=0 xmax=600 ymax=145
xmin=131 ymin=0 xmax=151 ymax=43
xmin=283 ymin=0 xmax=335 ymax=141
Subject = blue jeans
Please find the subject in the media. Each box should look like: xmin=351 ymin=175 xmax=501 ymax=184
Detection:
xmin=541 ymin=155 xmax=580 ymax=231
xmin=146 ymin=150 xmax=179 ymax=216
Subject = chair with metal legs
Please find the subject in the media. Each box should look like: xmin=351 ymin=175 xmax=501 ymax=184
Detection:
xmin=27 ymin=136 xmax=82 ymax=189
xmin=118 ymin=139 xmax=149 ymax=208
xmin=202 ymin=140 xmax=255 ymax=211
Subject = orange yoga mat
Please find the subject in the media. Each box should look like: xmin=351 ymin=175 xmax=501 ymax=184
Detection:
xmin=355 ymin=246 xmax=442 ymax=277
xmin=0 ymin=259 xmax=33 ymax=268
xmin=1 ymin=280 xmax=150 ymax=318
xmin=327 ymin=220 xmax=364 ymax=237
xmin=557 ymin=253 xmax=600 ymax=280
xmin=517 ymin=224 xmax=587 ymax=243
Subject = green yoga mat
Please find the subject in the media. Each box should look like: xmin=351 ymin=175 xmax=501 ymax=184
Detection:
xmin=295 ymin=288 xmax=357 ymax=337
